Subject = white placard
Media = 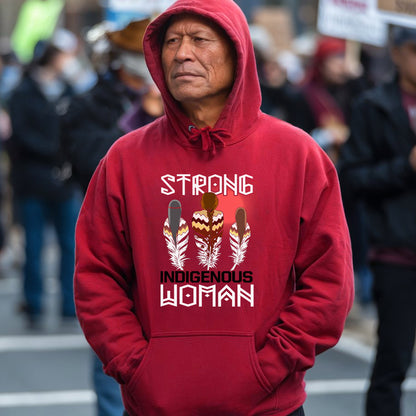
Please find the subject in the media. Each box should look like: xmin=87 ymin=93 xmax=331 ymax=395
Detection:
xmin=318 ymin=0 xmax=388 ymax=46
xmin=377 ymin=0 xmax=416 ymax=28
xmin=377 ymin=12 xmax=416 ymax=27
xmin=378 ymin=0 xmax=416 ymax=15
xmin=108 ymin=0 xmax=175 ymax=13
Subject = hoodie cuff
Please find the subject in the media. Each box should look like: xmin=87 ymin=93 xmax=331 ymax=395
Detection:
xmin=257 ymin=340 xmax=293 ymax=389
xmin=104 ymin=342 xmax=148 ymax=385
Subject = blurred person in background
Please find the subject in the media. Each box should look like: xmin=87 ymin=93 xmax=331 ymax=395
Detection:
xmin=0 ymin=42 xmax=22 ymax=103
xmin=0 ymin=53 xmax=12 ymax=144
xmin=62 ymin=18 xmax=163 ymax=193
xmin=50 ymin=28 xmax=97 ymax=95
xmin=0 ymin=51 xmax=13 ymax=259
xmin=302 ymin=35 xmax=373 ymax=305
xmin=250 ymin=24 xmax=310 ymax=130
xmin=61 ymin=18 xmax=163 ymax=416
xmin=338 ymin=26 xmax=416 ymax=416
xmin=0 ymin=43 xmax=24 ymax=274
xmin=7 ymin=37 xmax=81 ymax=329
xmin=301 ymin=36 xmax=362 ymax=163
xmin=0 ymin=40 xmax=19 ymax=143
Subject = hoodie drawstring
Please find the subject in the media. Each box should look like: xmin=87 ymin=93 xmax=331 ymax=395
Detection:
xmin=188 ymin=126 xmax=230 ymax=156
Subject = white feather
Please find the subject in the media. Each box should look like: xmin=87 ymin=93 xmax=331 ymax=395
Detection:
xmin=230 ymin=223 xmax=251 ymax=270
xmin=163 ymin=218 xmax=189 ymax=270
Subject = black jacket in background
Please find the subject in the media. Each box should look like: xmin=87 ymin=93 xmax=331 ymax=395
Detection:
xmin=61 ymin=75 xmax=130 ymax=192
xmin=338 ymin=77 xmax=416 ymax=251
xmin=7 ymin=74 xmax=75 ymax=201
xmin=260 ymin=82 xmax=312 ymax=132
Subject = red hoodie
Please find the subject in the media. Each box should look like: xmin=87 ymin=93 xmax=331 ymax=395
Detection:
xmin=74 ymin=1 xmax=354 ymax=415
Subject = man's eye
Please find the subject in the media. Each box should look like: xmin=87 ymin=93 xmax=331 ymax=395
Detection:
xmin=166 ymin=38 xmax=178 ymax=45
xmin=194 ymin=37 xmax=207 ymax=43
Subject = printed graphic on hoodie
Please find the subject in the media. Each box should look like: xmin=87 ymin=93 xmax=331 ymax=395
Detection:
xmin=229 ymin=207 xmax=251 ymax=271
xmin=192 ymin=192 xmax=224 ymax=270
xmin=163 ymin=200 xmax=189 ymax=270
xmin=161 ymin=194 xmax=254 ymax=308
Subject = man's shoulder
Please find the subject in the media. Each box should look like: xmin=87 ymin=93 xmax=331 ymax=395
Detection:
xmin=108 ymin=117 xmax=164 ymax=154
xmin=258 ymin=112 xmax=319 ymax=151
xmin=257 ymin=113 xmax=333 ymax=173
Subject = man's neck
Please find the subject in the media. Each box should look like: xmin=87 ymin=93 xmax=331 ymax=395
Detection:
xmin=181 ymin=97 xmax=227 ymax=129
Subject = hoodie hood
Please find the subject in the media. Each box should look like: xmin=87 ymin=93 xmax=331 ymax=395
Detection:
xmin=143 ymin=0 xmax=261 ymax=153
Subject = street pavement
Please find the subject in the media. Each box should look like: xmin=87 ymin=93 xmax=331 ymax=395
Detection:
xmin=0 ymin=227 xmax=415 ymax=416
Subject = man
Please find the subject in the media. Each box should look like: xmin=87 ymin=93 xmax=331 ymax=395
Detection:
xmin=339 ymin=26 xmax=416 ymax=416
xmin=74 ymin=1 xmax=354 ymax=415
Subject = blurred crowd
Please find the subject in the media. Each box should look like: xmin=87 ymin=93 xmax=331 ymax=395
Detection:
xmin=0 ymin=10 xmax=166 ymax=415
xmin=0 ymin=3 xmax=392 ymax=310
xmin=0 ymin=1 xmax=415 ymax=416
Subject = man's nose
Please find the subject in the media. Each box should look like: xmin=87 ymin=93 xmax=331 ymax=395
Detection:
xmin=174 ymin=37 xmax=194 ymax=62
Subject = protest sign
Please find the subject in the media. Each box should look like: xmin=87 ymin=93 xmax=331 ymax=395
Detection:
xmin=378 ymin=0 xmax=416 ymax=15
xmin=377 ymin=0 xmax=416 ymax=27
xmin=106 ymin=0 xmax=175 ymax=27
xmin=11 ymin=0 xmax=64 ymax=63
xmin=318 ymin=0 xmax=388 ymax=46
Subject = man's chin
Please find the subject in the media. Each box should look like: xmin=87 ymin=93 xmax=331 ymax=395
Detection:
xmin=171 ymin=88 xmax=205 ymax=103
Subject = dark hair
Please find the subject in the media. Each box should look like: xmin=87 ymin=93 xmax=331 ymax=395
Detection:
xmin=391 ymin=26 xmax=416 ymax=47
xmin=32 ymin=41 xmax=62 ymax=67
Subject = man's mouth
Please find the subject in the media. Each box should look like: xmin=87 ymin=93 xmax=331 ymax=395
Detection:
xmin=174 ymin=72 xmax=200 ymax=79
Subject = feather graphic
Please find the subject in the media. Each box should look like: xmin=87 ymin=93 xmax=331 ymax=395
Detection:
xmin=163 ymin=200 xmax=189 ymax=270
xmin=229 ymin=208 xmax=251 ymax=271
xmin=192 ymin=192 xmax=224 ymax=269
xmin=194 ymin=234 xmax=222 ymax=269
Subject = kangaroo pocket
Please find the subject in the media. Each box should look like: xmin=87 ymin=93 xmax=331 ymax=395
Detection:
xmin=126 ymin=333 xmax=274 ymax=416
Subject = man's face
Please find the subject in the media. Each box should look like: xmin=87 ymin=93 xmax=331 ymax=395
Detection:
xmin=161 ymin=14 xmax=235 ymax=107
xmin=392 ymin=41 xmax=416 ymax=93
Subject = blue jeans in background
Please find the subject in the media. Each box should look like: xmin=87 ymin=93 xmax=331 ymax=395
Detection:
xmin=93 ymin=353 xmax=124 ymax=416
xmin=18 ymin=195 xmax=80 ymax=317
